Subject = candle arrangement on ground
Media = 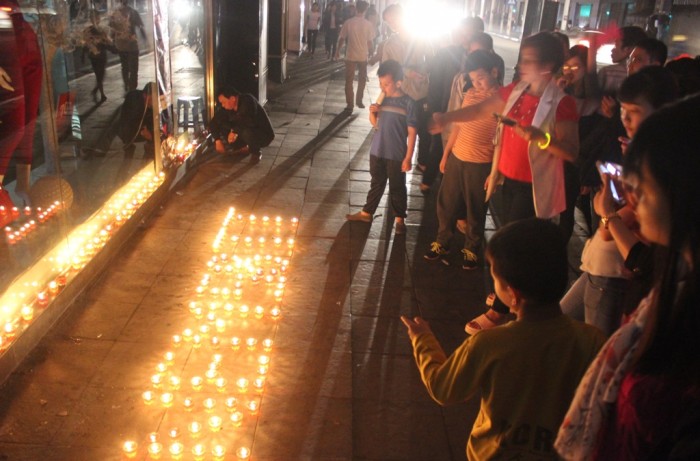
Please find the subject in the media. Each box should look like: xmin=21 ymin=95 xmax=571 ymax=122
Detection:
xmin=123 ymin=207 xmax=298 ymax=459
xmin=3 ymin=201 xmax=63 ymax=245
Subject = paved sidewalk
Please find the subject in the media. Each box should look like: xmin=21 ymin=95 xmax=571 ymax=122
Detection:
xmin=0 ymin=51 xmax=588 ymax=460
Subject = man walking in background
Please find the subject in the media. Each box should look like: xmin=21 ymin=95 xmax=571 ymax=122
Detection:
xmin=336 ymin=1 xmax=375 ymax=112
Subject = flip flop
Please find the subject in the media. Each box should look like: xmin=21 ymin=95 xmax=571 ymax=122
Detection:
xmin=464 ymin=309 xmax=507 ymax=335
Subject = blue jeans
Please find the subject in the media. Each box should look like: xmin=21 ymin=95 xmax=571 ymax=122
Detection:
xmin=560 ymin=272 xmax=629 ymax=336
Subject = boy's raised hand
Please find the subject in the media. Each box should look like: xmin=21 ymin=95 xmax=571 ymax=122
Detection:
xmin=401 ymin=316 xmax=433 ymax=341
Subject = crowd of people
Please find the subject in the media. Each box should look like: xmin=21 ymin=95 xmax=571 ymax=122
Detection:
xmin=315 ymin=2 xmax=700 ymax=459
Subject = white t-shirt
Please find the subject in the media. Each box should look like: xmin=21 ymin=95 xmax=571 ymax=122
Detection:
xmin=338 ymin=15 xmax=375 ymax=62
xmin=307 ymin=11 xmax=321 ymax=31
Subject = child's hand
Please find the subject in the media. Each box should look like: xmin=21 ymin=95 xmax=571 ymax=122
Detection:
xmin=401 ymin=316 xmax=432 ymax=341
xmin=618 ymin=136 xmax=630 ymax=154
xmin=439 ymin=156 xmax=447 ymax=174
xmin=515 ymin=125 xmax=547 ymax=145
xmin=401 ymin=158 xmax=411 ymax=172
xmin=369 ymin=103 xmax=379 ymax=114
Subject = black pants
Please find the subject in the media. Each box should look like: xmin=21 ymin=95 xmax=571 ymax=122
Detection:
xmin=363 ymin=155 xmax=407 ymax=218
xmin=307 ymin=29 xmax=319 ymax=54
xmin=118 ymin=50 xmax=139 ymax=92
xmin=325 ymin=28 xmax=338 ymax=56
xmin=414 ymin=100 xmax=431 ymax=169
xmin=89 ymin=51 xmax=107 ymax=94
xmin=559 ymin=162 xmax=580 ymax=243
xmin=421 ymin=133 xmax=443 ymax=186
xmin=228 ymin=126 xmax=274 ymax=154
xmin=436 ymin=155 xmax=491 ymax=252
xmin=500 ymin=177 xmax=536 ymax=225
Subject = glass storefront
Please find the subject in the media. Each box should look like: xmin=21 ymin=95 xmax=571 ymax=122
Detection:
xmin=0 ymin=0 xmax=206 ymax=357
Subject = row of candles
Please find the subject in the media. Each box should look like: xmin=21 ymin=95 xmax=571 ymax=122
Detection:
xmin=0 ymin=170 xmax=165 ymax=353
xmin=123 ymin=207 xmax=298 ymax=459
xmin=3 ymin=201 xmax=63 ymax=244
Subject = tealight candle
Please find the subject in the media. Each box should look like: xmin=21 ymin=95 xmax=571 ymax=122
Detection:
xmin=262 ymin=338 xmax=273 ymax=351
xmin=192 ymin=444 xmax=205 ymax=457
xmin=156 ymin=362 xmax=167 ymax=373
xmin=169 ymin=442 xmax=184 ymax=456
xmin=230 ymin=411 xmax=243 ymax=426
xmin=246 ymin=338 xmax=257 ymax=349
xmin=142 ymin=391 xmax=154 ymax=403
xmin=208 ymin=415 xmax=223 ymax=431
xmin=225 ymin=396 xmax=238 ymax=410
xmin=151 ymin=374 xmax=163 ymax=387
xmin=212 ymin=444 xmax=226 ymax=458
xmin=236 ymin=446 xmax=251 ymax=460
xmin=203 ymin=397 xmax=216 ymax=410
xmin=254 ymin=377 xmax=265 ymax=391
xmin=231 ymin=336 xmax=241 ymax=349
xmin=169 ymin=376 xmax=181 ymax=389
xmin=123 ymin=440 xmax=138 ymax=455
xmin=172 ymin=334 xmax=182 ymax=346
xmin=258 ymin=355 xmax=270 ymax=365
xmin=191 ymin=376 xmax=203 ymax=389
xmin=236 ymin=378 xmax=249 ymax=392
xmin=164 ymin=351 xmax=174 ymax=363
xmin=188 ymin=421 xmax=202 ymax=436
xmin=205 ymin=368 xmax=218 ymax=380
xmin=168 ymin=427 xmax=180 ymax=438
xmin=161 ymin=392 xmax=174 ymax=406
xmin=215 ymin=377 xmax=227 ymax=391
xmin=183 ymin=397 xmax=194 ymax=410
xmin=147 ymin=442 xmax=163 ymax=456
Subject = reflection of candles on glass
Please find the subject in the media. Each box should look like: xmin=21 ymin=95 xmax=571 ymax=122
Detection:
xmin=208 ymin=415 xmax=223 ymax=431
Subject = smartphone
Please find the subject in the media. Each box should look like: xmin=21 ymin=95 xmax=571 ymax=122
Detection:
xmin=493 ymin=113 xmax=517 ymax=127
xmin=596 ymin=161 xmax=626 ymax=205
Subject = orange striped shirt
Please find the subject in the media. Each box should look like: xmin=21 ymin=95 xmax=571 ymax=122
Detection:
xmin=452 ymin=87 xmax=499 ymax=163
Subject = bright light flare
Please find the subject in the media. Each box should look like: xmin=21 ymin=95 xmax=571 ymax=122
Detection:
xmin=403 ymin=1 xmax=463 ymax=42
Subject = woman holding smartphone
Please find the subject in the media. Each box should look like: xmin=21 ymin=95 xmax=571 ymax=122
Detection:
xmin=431 ymin=32 xmax=579 ymax=333
xmin=559 ymin=67 xmax=679 ymax=336
xmin=556 ymin=92 xmax=700 ymax=461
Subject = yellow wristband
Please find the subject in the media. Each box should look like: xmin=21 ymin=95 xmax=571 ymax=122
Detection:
xmin=537 ymin=132 xmax=551 ymax=150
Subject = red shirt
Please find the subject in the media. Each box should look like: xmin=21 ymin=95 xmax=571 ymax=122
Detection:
xmin=497 ymin=83 xmax=578 ymax=183
xmin=594 ymin=372 xmax=700 ymax=460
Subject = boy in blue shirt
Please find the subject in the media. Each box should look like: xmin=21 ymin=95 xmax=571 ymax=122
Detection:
xmin=346 ymin=60 xmax=418 ymax=234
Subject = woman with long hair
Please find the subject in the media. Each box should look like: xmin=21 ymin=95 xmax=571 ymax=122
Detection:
xmin=555 ymin=93 xmax=700 ymax=460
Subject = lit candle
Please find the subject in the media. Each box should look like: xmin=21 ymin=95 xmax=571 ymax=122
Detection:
xmin=168 ymin=427 xmax=180 ymax=439
xmin=246 ymin=337 xmax=257 ymax=349
xmin=147 ymin=442 xmax=163 ymax=457
xmin=212 ymin=444 xmax=226 ymax=458
xmin=191 ymin=376 xmax=203 ymax=390
xmin=247 ymin=399 xmax=259 ymax=414
xmin=169 ymin=442 xmax=184 ymax=456
xmin=123 ymin=440 xmax=138 ymax=455
xmin=142 ymin=390 xmax=154 ymax=404
xmin=230 ymin=411 xmax=243 ymax=426
xmin=151 ymin=374 xmax=163 ymax=387
xmin=208 ymin=415 xmax=223 ymax=431
xmin=236 ymin=378 xmax=249 ymax=392
xmin=262 ymin=338 xmax=273 ymax=351
xmin=172 ymin=334 xmax=182 ymax=346
xmin=258 ymin=355 xmax=270 ymax=366
xmin=270 ymin=307 xmax=281 ymax=319
xmin=192 ymin=444 xmax=206 ymax=457
xmin=254 ymin=377 xmax=265 ymax=392
xmin=188 ymin=421 xmax=202 ymax=436
xmin=164 ymin=351 xmax=174 ymax=363
xmin=225 ymin=396 xmax=238 ymax=410
xmin=205 ymin=368 xmax=218 ymax=380
xmin=203 ymin=397 xmax=216 ymax=411
xmin=236 ymin=446 xmax=251 ymax=460
xmin=160 ymin=392 xmax=174 ymax=406
xmin=215 ymin=377 xmax=227 ymax=392
xmin=155 ymin=363 xmax=167 ymax=373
